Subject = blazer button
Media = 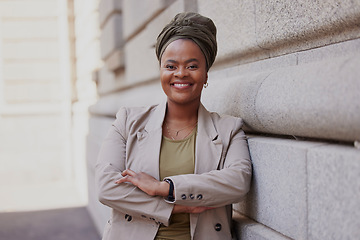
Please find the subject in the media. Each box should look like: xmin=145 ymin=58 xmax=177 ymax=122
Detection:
xmin=189 ymin=194 xmax=194 ymax=199
xmin=181 ymin=194 xmax=187 ymax=200
xmin=214 ymin=223 xmax=222 ymax=231
xmin=124 ymin=214 xmax=132 ymax=222
xmin=197 ymin=194 xmax=203 ymax=200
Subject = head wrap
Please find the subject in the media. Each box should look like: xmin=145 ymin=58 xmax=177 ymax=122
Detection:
xmin=155 ymin=12 xmax=217 ymax=71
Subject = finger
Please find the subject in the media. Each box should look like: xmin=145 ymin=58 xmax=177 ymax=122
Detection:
xmin=121 ymin=169 xmax=136 ymax=177
xmin=115 ymin=176 xmax=131 ymax=184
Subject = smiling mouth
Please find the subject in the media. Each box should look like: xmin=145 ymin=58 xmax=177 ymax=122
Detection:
xmin=171 ymin=83 xmax=192 ymax=88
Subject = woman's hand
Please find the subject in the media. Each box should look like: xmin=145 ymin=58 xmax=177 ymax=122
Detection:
xmin=172 ymin=205 xmax=214 ymax=214
xmin=115 ymin=169 xmax=169 ymax=197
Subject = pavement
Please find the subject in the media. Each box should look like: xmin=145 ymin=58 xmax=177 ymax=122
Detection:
xmin=0 ymin=207 xmax=100 ymax=240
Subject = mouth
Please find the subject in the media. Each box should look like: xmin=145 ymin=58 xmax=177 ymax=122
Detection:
xmin=171 ymin=82 xmax=193 ymax=89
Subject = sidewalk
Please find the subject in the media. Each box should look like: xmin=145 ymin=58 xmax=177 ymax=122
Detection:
xmin=0 ymin=207 xmax=100 ymax=240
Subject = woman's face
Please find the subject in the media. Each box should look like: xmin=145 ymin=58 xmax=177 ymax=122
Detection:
xmin=160 ymin=39 xmax=208 ymax=107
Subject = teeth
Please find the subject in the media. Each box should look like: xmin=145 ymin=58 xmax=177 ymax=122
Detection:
xmin=173 ymin=83 xmax=189 ymax=87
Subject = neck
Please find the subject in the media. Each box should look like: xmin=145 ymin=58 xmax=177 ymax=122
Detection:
xmin=165 ymin=99 xmax=200 ymax=123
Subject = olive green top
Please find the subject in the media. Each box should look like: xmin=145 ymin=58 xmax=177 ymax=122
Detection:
xmin=155 ymin=127 xmax=197 ymax=240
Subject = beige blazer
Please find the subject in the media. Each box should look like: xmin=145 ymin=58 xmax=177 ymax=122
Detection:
xmin=95 ymin=101 xmax=252 ymax=240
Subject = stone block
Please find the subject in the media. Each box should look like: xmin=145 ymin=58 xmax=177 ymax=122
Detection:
xmin=198 ymin=0 xmax=360 ymax=66
xmin=234 ymin=136 xmax=323 ymax=239
xmin=0 ymin=114 xmax=70 ymax=186
xmin=96 ymin=65 xmax=123 ymax=96
xmin=198 ymin=0 xmax=260 ymax=65
xmin=233 ymin=212 xmax=292 ymax=240
xmin=89 ymin=81 xmax=166 ymax=117
xmin=203 ymin=49 xmax=360 ymax=142
xmin=74 ymin=0 xmax=99 ymax=17
xmin=184 ymin=0 xmax=198 ymax=12
xmin=297 ymin=37 xmax=360 ymax=64
xmin=4 ymin=62 xmax=60 ymax=81
xmin=104 ymin=48 xmax=125 ymax=71
xmin=307 ymin=144 xmax=360 ymax=240
xmin=124 ymin=0 xmax=184 ymax=85
xmin=4 ymin=82 xmax=62 ymax=103
xmin=99 ymin=0 xmax=123 ymax=27
xmin=2 ymin=41 xmax=59 ymax=60
xmin=201 ymin=72 xmax=270 ymax=131
xmin=75 ymin=41 xmax=101 ymax=79
xmin=124 ymin=27 xmax=160 ymax=84
xmin=123 ymin=0 xmax=176 ymax=40
xmin=254 ymin=54 xmax=360 ymax=142
xmin=252 ymin=0 xmax=360 ymax=49
xmin=74 ymin=11 xmax=101 ymax=57
xmin=100 ymin=14 xmax=124 ymax=60
xmin=0 ymin=0 xmax=57 ymax=18
xmin=2 ymin=19 xmax=58 ymax=39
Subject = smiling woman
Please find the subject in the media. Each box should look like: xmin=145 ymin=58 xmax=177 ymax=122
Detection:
xmin=95 ymin=12 xmax=252 ymax=240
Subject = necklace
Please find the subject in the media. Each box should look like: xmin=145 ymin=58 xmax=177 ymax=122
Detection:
xmin=165 ymin=121 xmax=198 ymax=140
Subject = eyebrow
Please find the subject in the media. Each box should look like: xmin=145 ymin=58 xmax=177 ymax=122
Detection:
xmin=164 ymin=58 xmax=200 ymax=64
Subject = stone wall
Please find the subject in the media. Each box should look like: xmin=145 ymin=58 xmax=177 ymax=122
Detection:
xmin=88 ymin=0 xmax=360 ymax=238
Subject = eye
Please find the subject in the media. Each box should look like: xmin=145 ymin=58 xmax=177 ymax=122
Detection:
xmin=187 ymin=65 xmax=198 ymax=70
xmin=165 ymin=64 xmax=176 ymax=70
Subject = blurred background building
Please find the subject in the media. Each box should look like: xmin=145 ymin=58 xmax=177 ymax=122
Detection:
xmin=0 ymin=0 xmax=99 ymax=211
xmin=0 ymin=0 xmax=359 ymax=239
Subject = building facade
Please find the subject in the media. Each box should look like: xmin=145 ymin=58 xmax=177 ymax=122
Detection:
xmin=87 ymin=0 xmax=360 ymax=239
xmin=1 ymin=0 xmax=358 ymax=239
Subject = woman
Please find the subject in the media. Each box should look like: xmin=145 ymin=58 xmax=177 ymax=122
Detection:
xmin=96 ymin=12 xmax=252 ymax=240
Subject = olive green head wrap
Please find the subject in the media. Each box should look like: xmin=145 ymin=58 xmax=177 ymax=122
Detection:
xmin=155 ymin=12 xmax=217 ymax=71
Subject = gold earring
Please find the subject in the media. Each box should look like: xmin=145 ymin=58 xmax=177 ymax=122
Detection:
xmin=204 ymin=82 xmax=208 ymax=88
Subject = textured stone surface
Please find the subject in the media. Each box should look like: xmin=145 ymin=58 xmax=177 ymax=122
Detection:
xmin=74 ymin=11 xmax=100 ymax=58
xmin=234 ymin=136 xmax=323 ymax=239
xmin=89 ymin=81 xmax=166 ymax=117
xmin=256 ymin=54 xmax=359 ymax=142
xmin=2 ymin=19 xmax=58 ymax=39
xmin=0 ymin=0 xmax=57 ymax=17
xmin=96 ymin=65 xmax=123 ymax=96
xmin=198 ymin=0 xmax=360 ymax=66
xmin=307 ymin=144 xmax=360 ymax=240
xmin=100 ymin=14 xmax=123 ymax=60
xmin=5 ymin=83 xmax=61 ymax=103
xmin=3 ymin=41 xmax=59 ymax=59
xmin=87 ymin=130 xmax=112 ymax=234
xmin=253 ymin=0 xmax=360 ymax=48
xmin=203 ymin=41 xmax=360 ymax=142
xmin=233 ymin=212 xmax=292 ymax=240
xmin=105 ymin=48 xmax=125 ymax=71
xmin=99 ymin=0 xmax=122 ymax=27
xmin=124 ymin=0 xmax=184 ymax=85
xmin=123 ymin=0 xmax=175 ymax=40
xmin=87 ymin=1 xmax=360 ymax=239
xmin=4 ymin=62 xmax=60 ymax=81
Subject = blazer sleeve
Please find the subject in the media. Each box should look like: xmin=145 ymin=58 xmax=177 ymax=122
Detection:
xmin=95 ymin=107 xmax=173 ymax=226
xmin=166 ymin=118 xmax=252 ymax=207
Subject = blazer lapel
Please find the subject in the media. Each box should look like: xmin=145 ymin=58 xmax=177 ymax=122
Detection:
xmin=195 ymin=104 xmax=223 ymax=173
xmin=136 ymin=101 xmax=167 ymax=180
xmin=191 ymin=104 xmax=224 ymax=236
xmin=133 ymin=101 xmax=223 ymax=177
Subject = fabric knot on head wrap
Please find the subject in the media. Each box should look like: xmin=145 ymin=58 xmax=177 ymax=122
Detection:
xmin=155 ymin=12 xmax=217 ymax=71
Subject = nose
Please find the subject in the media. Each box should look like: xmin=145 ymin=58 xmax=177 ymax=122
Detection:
xmin=174 ymin=66 xmax=188 ymax=78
